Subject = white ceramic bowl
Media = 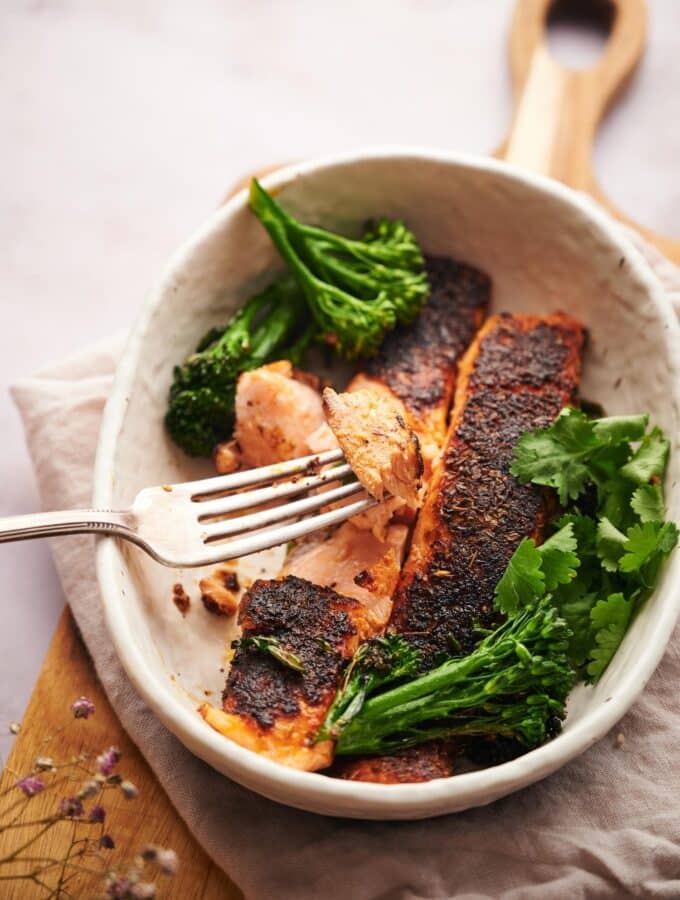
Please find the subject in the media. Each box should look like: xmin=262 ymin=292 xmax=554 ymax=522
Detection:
xmin=94 ymin=148 xmax=680 ymax=819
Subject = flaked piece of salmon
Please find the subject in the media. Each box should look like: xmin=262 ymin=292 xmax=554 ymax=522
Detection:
xmin=215 ymin=360 xmax=337 ymax=471
xmin=282 ymin=522 xmax=409 ymax=632
xmin=323 ymin=387 xmax=423 ymax=508
xmin=200 ymin=576 xmax=372 ymax=770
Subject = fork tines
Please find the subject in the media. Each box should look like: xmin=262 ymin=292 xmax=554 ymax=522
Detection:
xmin=181 ymin=448 xmax=375 ymax=558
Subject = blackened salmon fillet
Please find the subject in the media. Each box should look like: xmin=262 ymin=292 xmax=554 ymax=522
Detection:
xmin=389 ymin=312 xmax=585 ymax=665
xmin=200 ymin=576 xmax=374 ymax=771
xmin=339 ymin=312 xmax=586 ymax=783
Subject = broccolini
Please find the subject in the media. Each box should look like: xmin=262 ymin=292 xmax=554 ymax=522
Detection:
xmin=249 ymin=178 xmax=429 ymax=359
xmin=332 ymin=598 xmax=575 ymax=756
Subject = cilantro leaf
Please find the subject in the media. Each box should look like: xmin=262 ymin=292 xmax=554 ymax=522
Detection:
xmin=596 ymin=517 xmax=627 ymax=572
xmin=598 ymin=476 xmax=636 ymax=531
xmin=586 ymin=593 xmax=633 ymax=680
xmin=505 ymin=409 xmax=676 ymax=684
xmin=557 ymin=513 xmax=597 ymax=555
xmin=619 ymin=521 xmax=678 ymax=582
xmin=631 ymin=484 xmax=666 ymax=523
xmin=591 ymin=414 xmax=648 ymax=445
xmin=494 ymin=524 xmax=581 ymax=616
xmin=510 ymin=408 xmax=596 ymax=504
xmin=539 ymin=523 xmax=579 ymax=591
xmin=620 ymin=428 xmax=670 ymax=484
xmin=494 ymin=539 xmax=544 ymax=616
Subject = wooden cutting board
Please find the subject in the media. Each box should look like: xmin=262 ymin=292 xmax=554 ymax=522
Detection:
xmin=2 ymin=1 xmax=677 ymax=897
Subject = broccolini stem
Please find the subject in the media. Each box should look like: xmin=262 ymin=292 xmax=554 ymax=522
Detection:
xmin=248 ymin=179 xmax=323 ymax=302
xmin=247 ymin=278 xmax=308 ymax=365
xmin=210 ymin=287 xmax=277 ymax=357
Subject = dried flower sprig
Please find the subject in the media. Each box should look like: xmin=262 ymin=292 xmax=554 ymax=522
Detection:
xmin=0 ymin=697 xmax=178 ymax=897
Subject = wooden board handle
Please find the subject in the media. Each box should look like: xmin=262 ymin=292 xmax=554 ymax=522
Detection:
xmin=502 ymin=0 xmax=680 ymax=263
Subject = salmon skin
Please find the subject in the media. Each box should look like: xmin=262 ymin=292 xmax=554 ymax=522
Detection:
xmin=389 ymin=312 xmax=586 ymax=668
xmin=200 ymin=576 xmax=372 ymax=771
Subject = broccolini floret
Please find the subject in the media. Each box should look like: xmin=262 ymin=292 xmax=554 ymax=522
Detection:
xmin=249 ymin=178 xmax=429 ymax=359
xmin=165 ymin=278 xmax=310 ymax=456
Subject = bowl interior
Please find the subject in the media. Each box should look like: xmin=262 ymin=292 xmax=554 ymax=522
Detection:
xmin=95 ymin=151 xmax=680 ymax=818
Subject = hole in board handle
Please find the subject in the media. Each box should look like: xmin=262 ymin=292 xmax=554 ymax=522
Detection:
xmin=546 ymin=0 xmax=616 ymax=70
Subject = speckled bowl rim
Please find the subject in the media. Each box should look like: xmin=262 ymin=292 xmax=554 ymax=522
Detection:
xmin=94 ymin=147 xmax=680 ymax=819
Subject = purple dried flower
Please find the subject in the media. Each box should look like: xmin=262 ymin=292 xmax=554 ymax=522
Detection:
xmin=16 ymin=775 xmax=44 ymax=797
xmin=131 ymin=884 xmax=157 ymax=899
xmin=100 ymin=834 xmax=116 ymax=850
xmin=106 ymin=875 xmax=130 ymax=898
xmin=59 ymin=796 xmax=84 ymax=818
xmin=71 ymin=696 xmax=96 ymax=719
xmin=96 ymin=746 xmax=121 ymax=776
xmin=120 ymin=780 xmax=138 ymax=799
xmin=89 ymin=804 xmax=106 ymax=823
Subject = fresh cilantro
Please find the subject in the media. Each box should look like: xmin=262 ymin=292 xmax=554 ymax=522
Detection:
xmin=598 ymin=476 xmax=636 ymax=531
xmin=509 ymin=408 xmax=676 ymax=681
xmin=586 ymin=594 xmax=633 ymax=679
xmin=554 ymin=586 xmax=599 ymax=667
xmin=630 ymin=484 xmax=665 ymax=523
xmin=494 ymin=539 xmax=544 ymax=616
xmin=619 ymin=521 xmax=678 ymax=586
xmin=539 ymin=523 xmax=579 ymax=591
xmin=591 ymin=414 xmax=648 ymax=445
xmin=596 ymin=517 xmax=627 ymax=572
xmin=510 ymin=408 xmax=596 ymax=504
xmin=620 ymin=429 xmax=670 ymax=484
xmin=494 ymin=524 xmax=579 ymax=616
xmin=241 ymin=635 xmax=305 ymax=673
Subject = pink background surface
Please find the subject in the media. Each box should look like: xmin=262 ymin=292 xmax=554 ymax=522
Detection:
xmin=0 ymin=0 xmax=678 ymax=760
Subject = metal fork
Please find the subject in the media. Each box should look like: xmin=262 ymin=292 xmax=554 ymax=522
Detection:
xmin=0 ymin=449 xmax=376 ymax=568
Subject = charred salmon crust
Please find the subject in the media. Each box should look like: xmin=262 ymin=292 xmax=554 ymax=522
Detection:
xmin=224 ymin=576 xmax=365 ymax=729
xmin=364 ymin=256 xmax=490 ymax=419
xmin=200 ymin=576 xmax=373 ymax=770
xmin=332 ymin=741 xmax=456 ymax=783
xmin=388 ymin=313 xmax=586 ymax=668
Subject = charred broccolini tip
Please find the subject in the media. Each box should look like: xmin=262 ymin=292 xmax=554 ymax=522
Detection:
xmin=315 ymin=635 xmax=420 ymax=743
xmin=165 ymin=277 xmax=311 ymax=456
xmin=249 ymin=178 xmax=430 ymax=360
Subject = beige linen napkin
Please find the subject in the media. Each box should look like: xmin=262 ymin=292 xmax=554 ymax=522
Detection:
xmin=11 ymin=231 xmax=680 ymax=900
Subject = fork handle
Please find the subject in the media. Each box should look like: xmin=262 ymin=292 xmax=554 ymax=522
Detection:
xmin=0 ymin=509 xmax=133 ymax=544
